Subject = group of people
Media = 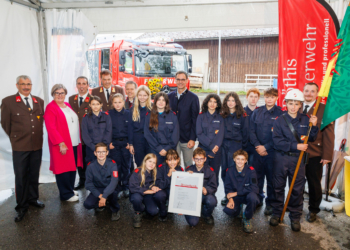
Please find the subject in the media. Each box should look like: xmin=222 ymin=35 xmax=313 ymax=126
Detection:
xmin=1 ymin=70 xmax=334 ymax=234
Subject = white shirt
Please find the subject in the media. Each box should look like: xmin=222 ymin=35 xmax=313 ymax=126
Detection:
xmin=303 ymin=100 xmax=316 ymax=113
xmin=78 ymin=92 xmax=89 ymax=107
xmin=19 ymin=93 xmax=33 ymax=109
xmin=61 ymin=107 xmax=81 ymax=146
xmin=104 ymin=86 xmax=111 ymax=101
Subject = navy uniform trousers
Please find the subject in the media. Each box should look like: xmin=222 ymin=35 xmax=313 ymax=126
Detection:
xmin=223 ymin=193 xmax=259 ymax=220
xmin=185 ymin=194 xmax=217 ymax=227
xmin=84 ymin=187 xmax=120 ymax=213
xmin=129 ymin=191 xmax=167 ymax=217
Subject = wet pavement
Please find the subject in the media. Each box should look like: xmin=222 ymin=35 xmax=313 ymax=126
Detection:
xmin=1 ymin=181 xmax=349 ymax=250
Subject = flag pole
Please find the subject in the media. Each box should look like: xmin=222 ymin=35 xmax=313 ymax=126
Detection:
xmin=279 ymin=96 xmax=322 ymax=222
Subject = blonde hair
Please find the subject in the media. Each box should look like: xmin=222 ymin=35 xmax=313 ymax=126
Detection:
xmin=132 ymin=85 xmax=152 ymax=122
xmin=140 ymin=153 xmax=157 ymax=187
xmin=111 ymin=93 xmax=125 ymax=102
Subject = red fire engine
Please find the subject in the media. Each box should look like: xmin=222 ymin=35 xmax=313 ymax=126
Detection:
xmin=86 ymin=38 xmax=192 ymax=93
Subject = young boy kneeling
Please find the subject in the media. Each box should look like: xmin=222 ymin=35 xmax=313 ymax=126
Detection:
xmin=223 ymin=150 xmax=259 ymax=233
xmin=83 ymin=142 xmax=120 ymax=221
xmin=185 ymin=147 xmax=217 ymax=226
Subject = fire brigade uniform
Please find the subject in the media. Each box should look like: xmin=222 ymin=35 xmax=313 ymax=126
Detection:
xmin=83 ymin=158 xmax=120 ymax=213
xmin=243 ymin=106 xmax=257 ymax=165
xmin=91 ymin=86 xmax=125 ymax=112
xmin=155 ymin=163 xmax=184 ymax=197
xmin=184 ymin=165 xmax=217 ymax=227
xmin=128 ymin=106 xmax=151 ymax=167
xmin=271 ymin=112 xmax=318 ymax=221
xmin=81 ymin=111 xmax=112 ymax=162
xmin=109 ymin=108 xmax=132 ymax=191
xmin=223 ymin=165 xmax=259 ymax=219
xmin=249 ymin=105 xmax=284 ymax=207
xmin=221 ymin=112 xmax=248 ymax=183
xmin=196 ymin=111 xmax=224 ymax=185
xmin=144 ymin=111 xmax=180 ymax=165
xmin=129 ymin=168 xmax=167 ymax=217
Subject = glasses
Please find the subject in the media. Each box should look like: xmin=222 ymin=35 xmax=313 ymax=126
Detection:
xmin=176 ymin=79 xmax=187 ymax=82
xmin=194 ymin=158 xmax=205 ymax=162
xmin=96 ymin=151 xmax=107 ymax=155
xmin=18 ymin=83 xmax=32 ymax=86
xmin=54 ymin=92 xmax=65 ymax=96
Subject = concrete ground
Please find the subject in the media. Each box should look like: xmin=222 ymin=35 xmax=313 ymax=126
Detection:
xmin=0 ymin=180 xmax=349 ymax=250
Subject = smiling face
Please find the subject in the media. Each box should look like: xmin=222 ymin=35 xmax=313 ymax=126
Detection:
xmin=234 ymin=155 xmax=247 ymax=169
xmin=208 ymin=98 xmax=218 ymax=112
xmin=166 ymin=157 xmax=180 ymax=169
xmin=286 ymin=100 xmax=302 ymax=115
xmin=145 ymin=157 xmax=157 ymax=171
xmin=90 ymin=99 xmax=103 ymax=113
xmin=53 ymin=88 xmax=66 ymax=104
xmin=112 ymin=97 xmax=124 ymax=111
xmin=175 ymin=73 xmax=187 ymax=91
xmin=76 ymin=78 xmax=89 ymax=96
xmin=156 ymin=96 xmax=166 ymax=110
xmin=303 ymin=84 xmax=318 ymax=103
xmin=94 ymin=146 xmax=109 ymax=161
xmin=101 ymin=74 xmax=112 ymax=89
xmin=125 ymin=83 xmax=136 ymax=99
xmin=227 ymin=96 xmax=236 ymax=110
xmin=193 ymin=154 xmax=206 ymax=168
xmin=137 ymin=90 xmax=149 ymax=105
xmin=16 ymin=78 xmax=32 ymax=96
xmin=264 ymin=95 xmax=278 ymax=108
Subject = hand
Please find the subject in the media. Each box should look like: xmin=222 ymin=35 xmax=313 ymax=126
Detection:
xmin=212 ymin=145 xmax=219 ymax=154
xmin=297 ymin=143 xmax=308 ymax=151
xmin=168 ymin=168 xmax=176 ymax=177
xmin=187 ymin=140 xmax=195 ymax=149
xmin=129 ymin=145 xmax=135 ymax=155
xmin=208 ymin=155 xmax=214 ymax=158
xmin=227 ymin=192 xmax=237 ymax=199
xmin=320 ymin=159 xmax=331 ymax=165
xmin=202 ymin=187 xmax=207 ymax=195
xmin=188 ymin=171 xmax=194 ymax=174
xmin=151 ymin=186 xmax=161 ymax=192
xmin=256 ymin=145 xmax=266 ymax=155
xmin=109 ymin=143 xmax=115 ymax=150
xmin=99 ymin=197 xmax=106 ymax=207
xmin=126 ymin=143 xmax=130 ymax=150
xmin=259 ymin=151 xmax=268 ymax=156
xmin=59 ymin=142 xmax=68 ymax=155
xmin=309 ymin=115 xmax=318 ymax=126
xmin=144 ymin=190 xmax=156 ymax=194
xmin=159 ymin=149 xmax=167 ymax=156
xmin=226 ymin=199 xmax=235 ymax=209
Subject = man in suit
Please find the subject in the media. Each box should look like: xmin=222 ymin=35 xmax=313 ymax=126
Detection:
xmin=91 ymin=70 xmax=125 ymax=111
xmin=68 ymin=76 xmax=92 ymax=190
xmin=1 ymin=75 xmax=45 ymax=222
xmin=301 ymin=82 xmax=334 ymax=223
xmin=125 ymin=80 xmax=137 ymax=110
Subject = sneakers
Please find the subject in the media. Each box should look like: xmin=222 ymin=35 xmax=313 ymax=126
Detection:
xmin=204 ymin=215 xmax=214 ymax=225
xmin=306 ymin=212 xmax=317 ymax=223
xmin=123 ymin=190 xmax=130 ymax=198
xmin=158 ymin=214 xmax=167 ymax=222
xmin=133 ymin=212 xmax=142 ymax=228
xmin=66 ymin=195 xmax=79 ymax=202
xmin=221 ymin=197 xmax=228 ymax=206
xmin=73 ymin=191 xmax=79 ymax=196
xmin=264 ymin=206 xmax=273 ymax=215
xmin=237 ymin=204 xmax=243 ymax=219
xmin=95 ymin=207 xmax=105 ymax=212
xmin=269 ymin=215 xmax=280 ymax=226
xmin=111 ymin=211 xmax=120 ymax=221
xmin=291 ymin=220 xmax=301 ymax=232
xmin=242 ymin=212 xmax=253 ymax=233
xmin=118 ymin=191 xmax=125 ymax=199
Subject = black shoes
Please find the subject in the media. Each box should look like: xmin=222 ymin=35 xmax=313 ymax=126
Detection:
xmin=123 ymin=190 xmax=130 ymax=198
xmin=15 ymin=209 xmax=27 ymax=222
xmin=111 ymin=211 xmax=120 ymax=221
xmin=221 ymin=197 xmax=228 ymax=206
xmin=95 ymin=207 xmax=106 ymax=212
xmin=269 ymin=215 xmax=280 ymax=226
xmin=133 ymin=212 xmax=142 ymax=228
xmin=74 ymin=182 xmax=85 ymax=190
xmin=158 ymin=215 xmax=167 ymax=222
xmin=29 ymin=200 xmax=45 ymax=208
xmin=204 ymin=215 xmax=214 ymax=225
xmin=256 ymin=200 xmax=263 ymax=208
xmin=264 ymin=206 xmax=273 ymax=215
xmin=306 ymin=212 xmax=317 ymax=223
xmin=291 ymin=220 xmax=301 ymax=232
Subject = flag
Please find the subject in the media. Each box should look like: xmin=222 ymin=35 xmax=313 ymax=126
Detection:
xmin=321 ymin=5 xmax=350 ymax=130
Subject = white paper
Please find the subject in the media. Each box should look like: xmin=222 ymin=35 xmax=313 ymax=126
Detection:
xmin=168 ymin=171 xmax=204 ymax=217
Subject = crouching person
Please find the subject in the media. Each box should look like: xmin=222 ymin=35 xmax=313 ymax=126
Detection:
xmin=129 ymin=153 xmax=167 ymax=228
xmin=223 ymin=150 xmax=259 ymax=233
xmin=185 ymin=147 xmax=218 ymax=226
xmin=83 ymin=142 xmax=120 ymax=221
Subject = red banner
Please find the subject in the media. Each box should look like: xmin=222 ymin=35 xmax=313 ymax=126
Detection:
xmin=278 ymin=0 xmax=339 ymax=107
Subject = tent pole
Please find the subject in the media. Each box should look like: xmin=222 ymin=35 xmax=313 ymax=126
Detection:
xmin=10 ymin=0 xmax=40 ymax=10
xmin=217 ymin=30 xmax=221 ymax=95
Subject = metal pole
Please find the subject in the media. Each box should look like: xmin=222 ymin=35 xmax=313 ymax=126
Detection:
xmin=217 ymin=30 xmax=221 ymax=95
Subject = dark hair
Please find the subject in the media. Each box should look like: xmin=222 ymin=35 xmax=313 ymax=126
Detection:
xmin=166 ymin=149 xmax=180 ymax=163
xmin=193 ymin=147 xmax=206 ymax=158
xmin=100 ymin=69 xmax=112 ymax=78
xmin=175 ymin=71 xmax=188 ymax=79
xmin=125 ymin=80 xmax=138 ymax=89
xmin=264 ymin=87 xmax=278 ymax=97
xmin=233 ymin=149 xmax=248 ymax=160
xmin=95 ymin=142 xmax=108 ymax=151
xmin=304 ymin=82 xmax=319 ymax=91
xmin=88 ymin=96 xmax=102 ymax=116
xmin=149 ymin=92 xmax=171 ymax=132
xmin=76 ymin=76 xmax=88 ymax=85
xmin=221 ymin=92 xmax=245 ymax=119
xmin=201 ymin=94 xmax=222 ymax=113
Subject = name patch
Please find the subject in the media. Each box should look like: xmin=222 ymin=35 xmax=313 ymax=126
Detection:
xmin=166 ymin=122 xmax=173 ymax=124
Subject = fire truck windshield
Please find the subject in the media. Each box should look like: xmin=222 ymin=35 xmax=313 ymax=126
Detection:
xmin=135 ymin=54 xmax=187 ymax=77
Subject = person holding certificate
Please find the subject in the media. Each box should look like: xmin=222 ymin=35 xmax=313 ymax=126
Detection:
xmin=129 ymin=153 xmax=167 ymax=228
xmin=223 ymin=150 xmax=259 ymax=233
xmin=185 ymin=148 xmax=218 ymax=226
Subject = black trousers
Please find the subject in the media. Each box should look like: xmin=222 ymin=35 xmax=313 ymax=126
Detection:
xmin=305 ymin=156 xmax=323 ymax=214
xmin=13 ymin=149 xmax=42 ymax=212
xmin=76 ymin=144 xmax=87 ymax=184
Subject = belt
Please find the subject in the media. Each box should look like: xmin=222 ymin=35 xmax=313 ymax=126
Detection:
xmin=278 ymin=151 xmax=299 ymax=157
xmin=113 ymin=138 xmax=127 ymax=141
xmin=226 ymin=139 xmax=242 ymax=143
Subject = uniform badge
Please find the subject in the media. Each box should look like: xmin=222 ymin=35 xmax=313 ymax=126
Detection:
xmin=33 ymin=97 xmax=38 ymax=103
xmin=271 ymin=127 xmax=273 ymax=132
xmin=28 ymin=108 xmax=31 ymax=111
xmin=112 ymin=87 xmax=115 ymax=93
xmin=301 ymin=135 xmax=306 ymax=141
xmin=16 ymin=96 xmax=21 ymax=102
xmin=100 ymin=87 xmax=103 ymax=92
xmin=85 ymin=96 xmax=90 ymax=103
xmin=113 ymin=171 xmax=118 ymax=178
xmin=74 ymin=95 xmax=78 ymax=101
xmin=215 ymin=130 xmax=219 ymax=134
xmin=37 ymin=116 xmax=40 ymax=120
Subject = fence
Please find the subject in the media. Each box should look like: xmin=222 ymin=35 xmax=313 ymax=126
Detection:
xmin=244 ymin=74 xmax=278 ymax=91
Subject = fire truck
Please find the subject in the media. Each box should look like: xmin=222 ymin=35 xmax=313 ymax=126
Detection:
xmin=86 ymin=37 xmax=192 ymax=93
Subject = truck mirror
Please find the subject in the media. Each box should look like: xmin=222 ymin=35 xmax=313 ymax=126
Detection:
xmin=119 ymin=65 xmax=125 ymax=72
xmin=119 ymin=51 xmax=126 ymax=65
xmin=188 ymin=68 xmax=192 ymax=73
xmin=188 ymin=54 xmax=192 ymax=67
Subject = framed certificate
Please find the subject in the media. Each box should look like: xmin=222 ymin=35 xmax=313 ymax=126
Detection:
xmin=168 ymin=171 xmax=204 ymax=217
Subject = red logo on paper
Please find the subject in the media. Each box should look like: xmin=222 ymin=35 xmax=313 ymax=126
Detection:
xmin=113 ymin=171 xmax=118 ymax=178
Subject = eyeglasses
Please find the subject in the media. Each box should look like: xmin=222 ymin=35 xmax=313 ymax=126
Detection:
xmin=18 ymin=83 xmax=32 ymax=86
xmin=54 ymin=92 xmax=65 ymax=96
xmin=96 ymin=151 xmax=107 ymax=155
xmin=194 ymin=158 xmax=205 ymax=162
xmin=176 ymin=79 xmax=187 ymax=82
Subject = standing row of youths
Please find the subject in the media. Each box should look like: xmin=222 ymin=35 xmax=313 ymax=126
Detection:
xmin=75 ymin=70 xmax=321 ymax=233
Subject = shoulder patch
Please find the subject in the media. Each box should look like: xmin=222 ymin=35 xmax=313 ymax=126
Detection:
xmin=306 ymin=114 xmax=310 ymax=118
xmin=186 ymin=166 xmax=191 ymax=169
xmin=243 ymin=112 xmax=247 ymax=117
xmin=158 ymin=164 xmax=162 ymax=168
xmin=112 ymin=160 xmax=116 ymax=164
xmin=255 ymin=106 xmax=259 ymax=109
xmin=33 ymin=97 xmax=38 ymax=103
xmin=104 ymin=111 xmax=109 ymax=115
xmin=249 ymin=166 xmax=254 ymax=171
xmin=181 ymin=167 xmax=184 ymax=171
xmin=83 ymin=114 xmax=87 ymax=117
xmin=113 ymin=171 xmax=118 ymax=178
xmin=173 ymin=111 xmax=176 ymax=115
xmin=226 ymin=168 xmax=229 ymax=172
xmin=210 ymin=167 xmax=214 ymax=172
xmin=87 ymin=162 xmax=91 ymax=166
xmin=146 ymin=112 xmax=149 ymax=116
xmin=199 ymin=112 xmax=203 ymax=115
xmin=134 ymin=168 xmax=139 ymax=173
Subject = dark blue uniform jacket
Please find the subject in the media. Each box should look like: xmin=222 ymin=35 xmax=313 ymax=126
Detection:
xmin=109 ymin=108 xmax=130 ymax=146
xmin=155 ymin=163 xmax=184 ymax=190
xmin=185 ymin=165 xmax=217 ymax=195
xmin=224 ymin=165 xmax=259 ymax=196
xmin=128 ymin=105 xmax=151 ymax=145
xmin=129 ymin=168 xmax=156 ymax=195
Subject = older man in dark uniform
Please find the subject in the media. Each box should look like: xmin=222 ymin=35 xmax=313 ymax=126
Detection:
xmin=91 ymin=70 xmax=125 ymax=111
xmin=1 ymin=75 xmax=45 ymax=222
xmin=68 ymin=76 xmax=92 ymax=190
